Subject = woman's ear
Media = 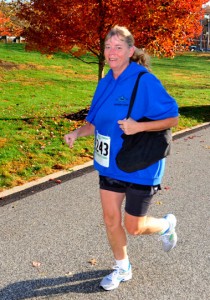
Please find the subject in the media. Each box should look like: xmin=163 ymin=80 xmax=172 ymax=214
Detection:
xmin=129 ymin=46 xmax=135 ymax=58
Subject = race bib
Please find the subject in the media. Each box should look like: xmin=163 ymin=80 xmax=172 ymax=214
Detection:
xmin=94 ymin=132 xmax=111 ymax=167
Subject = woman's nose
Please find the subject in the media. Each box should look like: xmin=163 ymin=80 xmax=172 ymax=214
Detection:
xmin=109 ymin=47 xmax=117 ymax=54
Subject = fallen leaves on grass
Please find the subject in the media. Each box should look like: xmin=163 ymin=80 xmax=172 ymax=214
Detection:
xmin=0 ymin=137 xmax=8 ymax=148
xmin=52 ymin=164 xmax=65 ymax=170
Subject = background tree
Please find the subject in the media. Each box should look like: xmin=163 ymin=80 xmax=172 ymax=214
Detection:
xmin=0 ymin=10 xmax=10 ymax=36
xmin=17 ymin=0 xmax=206 ymax=79
xmin=0 ymin=0 xmax=23 ymax=37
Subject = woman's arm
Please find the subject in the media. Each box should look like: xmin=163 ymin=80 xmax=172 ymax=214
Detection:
xmin=139 ymin=117 xmax=178 ymax=132
xmin=118 ymin=117 xmax=178 ymax=135
xmin=64 ymin=122 xmax=95 ymax=148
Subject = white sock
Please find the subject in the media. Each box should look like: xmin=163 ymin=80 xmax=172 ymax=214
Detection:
xmin=159 ymin=218 xmax=170 ymax=235
xmin=115 ymin=257 xmax=129 ymax=270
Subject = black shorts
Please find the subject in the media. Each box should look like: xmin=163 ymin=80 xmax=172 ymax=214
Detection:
xmin=99 ymin=175 xmax=160 ymax=217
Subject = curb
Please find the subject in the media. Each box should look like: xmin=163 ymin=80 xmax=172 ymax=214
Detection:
xmin=172 ymin=122 xmax=210 ymax=140
xmin=0 ymin=161 xmax=94 ymax=206
xmin=0 ymin=122 xmax=209 ymax=205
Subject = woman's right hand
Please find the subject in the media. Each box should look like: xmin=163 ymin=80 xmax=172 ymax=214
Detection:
xmin=64 ymin=130 xmax=78 ymax=148
xmin=64 ymin=122 xmax=95 ymax=149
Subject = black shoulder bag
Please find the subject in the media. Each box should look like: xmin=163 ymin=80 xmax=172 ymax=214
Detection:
xmin=116 ymin=72 xmax=172 ymax=173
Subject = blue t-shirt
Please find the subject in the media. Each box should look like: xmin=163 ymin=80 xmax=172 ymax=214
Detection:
xmin=86 ymin=62 xmax=179 ymax=186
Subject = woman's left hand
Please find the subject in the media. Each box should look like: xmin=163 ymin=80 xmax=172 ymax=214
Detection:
xmin=118 ymin=118 xmax=144 ymax=135
xmin=118 ymin=116 xmax=178 ymax=134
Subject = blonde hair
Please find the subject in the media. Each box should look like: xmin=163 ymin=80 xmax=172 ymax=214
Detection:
xmin=105 ymin=25 xmax=151 ymax=71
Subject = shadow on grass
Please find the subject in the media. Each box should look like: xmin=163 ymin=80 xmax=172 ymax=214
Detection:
xmin=0 ymin=270 xmax=110 ymax=299
xmin=0 ymin=107 xmax=90 ymax=122
xmin=0 ymin=106 xmax=209 ymax=123
xmin=179 ymin=105 xmax=210 ymax=122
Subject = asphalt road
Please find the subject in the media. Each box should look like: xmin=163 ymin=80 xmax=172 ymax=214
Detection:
xmin=0 ymin=125 xmax=210 ymax=300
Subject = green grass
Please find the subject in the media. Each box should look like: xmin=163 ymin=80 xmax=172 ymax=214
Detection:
xmin=151 ymin=53 xmax=210 ymax=129
xmin=0 ymin=43 xmax=210 ymax=191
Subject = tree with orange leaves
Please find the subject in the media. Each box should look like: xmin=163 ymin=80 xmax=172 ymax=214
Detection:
xmin=0 ymin=0 xmax=23 ymax=38
xmin=17 ymin=0 xmax=206 ymax=79
xmin=0 ymin=7 xmax=11 ymax=36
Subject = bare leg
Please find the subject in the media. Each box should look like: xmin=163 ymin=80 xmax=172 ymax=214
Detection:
xmin=100 ymin=189 xmax=127 ymax=260
xmin=125 ymin=213 xmax=168 ymax=236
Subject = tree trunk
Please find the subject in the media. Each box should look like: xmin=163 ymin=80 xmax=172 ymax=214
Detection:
xmin=98 ymin=56 xmax=105 ymax=81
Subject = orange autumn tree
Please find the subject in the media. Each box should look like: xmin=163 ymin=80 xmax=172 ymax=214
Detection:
xmin=17 ymin=0 xmax=206 ymax=80
xmin=0 ymin=0 xmax=23 ymax=37
xmin=0 ymin=10 xmax=10 ymax=35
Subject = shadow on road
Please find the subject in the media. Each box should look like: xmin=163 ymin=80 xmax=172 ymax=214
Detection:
xmin=0 ymin=269 xmax=110 ymax=299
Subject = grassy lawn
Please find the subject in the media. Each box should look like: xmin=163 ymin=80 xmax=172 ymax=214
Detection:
xmin=0 ymin=43 xmax=210 ymax=191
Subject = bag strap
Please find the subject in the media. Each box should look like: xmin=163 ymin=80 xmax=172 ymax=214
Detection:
xmin=126 ymin=72 xmax=147 ymax=119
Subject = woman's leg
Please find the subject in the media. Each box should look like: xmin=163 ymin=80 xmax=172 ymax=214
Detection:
xmin=125 ymin=214 xmax=169 ymax=236
xmin=124 ymin=212 xmax=177 ymax=253
xmin=100 ymin=189 xmax=127 ymax=260
xmin=124 ymin=186 xmax=168 ymax=235
xmin=123 ymin=185 xmax=177 ymax=252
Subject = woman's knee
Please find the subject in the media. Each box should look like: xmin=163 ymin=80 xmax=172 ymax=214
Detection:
xmin=100 ymin=189 xmax=124 ymax=230
xmin=103 ymin=212 xmax=121 ymax=230
xmin=125 ymin=224 xmax=145 ymax=235
xmin=125 ymin=214 xmax=147 ymax=235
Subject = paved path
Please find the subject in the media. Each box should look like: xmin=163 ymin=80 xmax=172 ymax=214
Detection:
xmin=0 ymin=126 xmax=210 ymax=300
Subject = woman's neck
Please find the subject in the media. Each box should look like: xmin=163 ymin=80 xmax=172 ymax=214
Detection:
xmin=112 ymin=63 xmax=130 ymax=79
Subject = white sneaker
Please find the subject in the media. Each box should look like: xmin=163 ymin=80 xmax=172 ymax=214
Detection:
xmin=160 ymin=214 xmax=177 ymax=252
xmin=100 ymin=264 xmax=132 ymax=291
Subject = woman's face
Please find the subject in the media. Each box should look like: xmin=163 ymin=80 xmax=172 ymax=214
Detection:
xmin=104 ymin=34 xmax=134 ymax=78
